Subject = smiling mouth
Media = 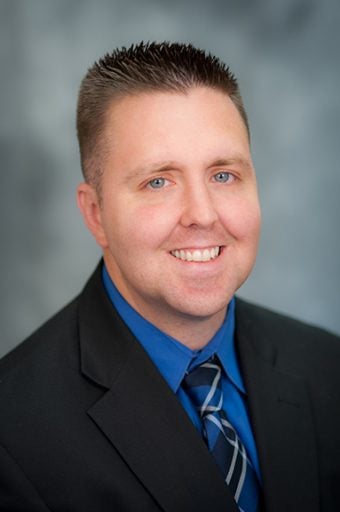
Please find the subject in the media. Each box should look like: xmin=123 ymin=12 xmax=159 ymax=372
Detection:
xmin=170 ymin=246 xmax=221 ymax=262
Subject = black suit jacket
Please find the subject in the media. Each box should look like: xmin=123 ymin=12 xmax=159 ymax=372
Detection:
xmin=0 ymin=264 xmax=339 ymax=511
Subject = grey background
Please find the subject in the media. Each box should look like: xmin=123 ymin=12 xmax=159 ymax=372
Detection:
xmin=1 ymin=0 xmax=339 ymax=358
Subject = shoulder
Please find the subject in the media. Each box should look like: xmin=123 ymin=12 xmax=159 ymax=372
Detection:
xmin=0 ymin=297 xmax=80 ymax=383
xmin=235 ymin=297 xmax=340 ymax=382
xmin=0 ymin=263 xmax=104 ymax=380
xmin=235 ymin=297 xmax=339 ymax=344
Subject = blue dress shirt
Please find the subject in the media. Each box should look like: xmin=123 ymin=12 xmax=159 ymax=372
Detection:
xmin=102 ymin=265 xmax=261 ymax=480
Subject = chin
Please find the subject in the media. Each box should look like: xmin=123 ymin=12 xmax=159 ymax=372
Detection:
xmin=172 ymin=294 xmax=231 ymax=320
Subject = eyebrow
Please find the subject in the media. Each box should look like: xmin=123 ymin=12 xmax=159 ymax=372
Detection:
xmin=123 ymin=161 xmax=180 ymax=183
xmin=209 ymin=157 xmax=253 ymax=172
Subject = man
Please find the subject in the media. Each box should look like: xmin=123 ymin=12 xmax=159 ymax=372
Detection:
xmin=0 ymin=42 xmax=339 ymax=511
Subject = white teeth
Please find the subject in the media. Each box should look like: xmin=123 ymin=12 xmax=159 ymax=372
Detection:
xmin=171 ymin=246 xmax=220 ymax=262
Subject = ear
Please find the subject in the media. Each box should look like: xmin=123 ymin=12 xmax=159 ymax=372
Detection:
xmin=77 ymin=183 xmax=108 ymax=248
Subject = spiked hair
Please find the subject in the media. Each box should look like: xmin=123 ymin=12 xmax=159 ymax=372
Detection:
xmin=76 ymin=41 xmax=249 ymax=189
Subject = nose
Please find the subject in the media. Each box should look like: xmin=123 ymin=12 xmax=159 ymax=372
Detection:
xmin=180 ymin=181 xmax=219 ymax=228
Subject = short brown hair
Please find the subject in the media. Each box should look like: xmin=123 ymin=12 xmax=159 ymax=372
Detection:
xmin=76 ymin=41 xmax=249 ymax=189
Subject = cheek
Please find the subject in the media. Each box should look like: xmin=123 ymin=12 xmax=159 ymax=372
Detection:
xmin=222 ymin=196 xmax=261 ymax=241
xmin=109 ymin=201 xmax=177 ymax=249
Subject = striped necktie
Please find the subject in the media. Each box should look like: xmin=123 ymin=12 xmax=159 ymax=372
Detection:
xmin=183 ymin=358 xmax=260 ymax=512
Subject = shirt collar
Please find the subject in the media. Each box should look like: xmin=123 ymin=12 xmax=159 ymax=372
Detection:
xmin=102 ymin=264 xmax=245 ymax=394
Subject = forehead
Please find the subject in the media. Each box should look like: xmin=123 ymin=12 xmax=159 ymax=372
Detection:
xmin=107 ymin=86 xmax=247 ymax=132
xmin=102 ymin=87 xmax=250 ymax=167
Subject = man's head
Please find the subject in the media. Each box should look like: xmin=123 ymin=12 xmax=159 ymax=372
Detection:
xmin=76 ymin=41 xmax=249 ymax=192
xmin=77 ymin=42 xmax=261 ymax=346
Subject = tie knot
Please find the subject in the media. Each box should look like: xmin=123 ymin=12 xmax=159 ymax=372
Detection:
xmin=183 ymin=358 xmax=223 ymax=418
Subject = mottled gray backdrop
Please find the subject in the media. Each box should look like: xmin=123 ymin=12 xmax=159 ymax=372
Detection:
xmin=1 ymin=0 xmax=339 ymax=357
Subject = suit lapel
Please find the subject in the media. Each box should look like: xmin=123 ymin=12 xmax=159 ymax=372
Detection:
xmin=79 ymin=266 xmax=238 ymax=512
xmin=87 ymin=341 xmax=238 ymax=512
xmin=236 ymin=299 xmax=320 ymax=512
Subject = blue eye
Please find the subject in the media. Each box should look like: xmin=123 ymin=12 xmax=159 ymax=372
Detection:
xmin=214 ymin=172 xmax=232 ymax=183
xmin=148 ymin=177 xmax=166 ymax=189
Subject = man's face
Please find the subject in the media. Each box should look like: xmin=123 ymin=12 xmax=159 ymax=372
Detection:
xmin=80 ymin=87 xmax=261 ymax=334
